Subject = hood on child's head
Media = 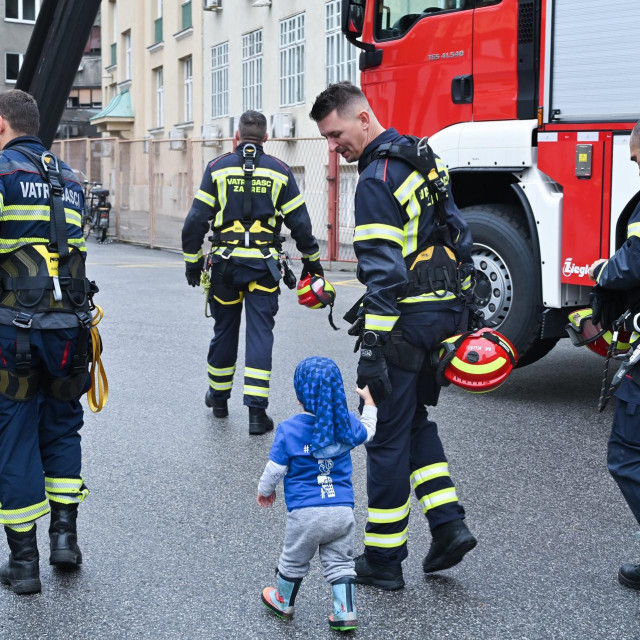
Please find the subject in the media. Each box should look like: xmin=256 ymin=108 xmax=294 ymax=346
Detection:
xmin=294 ymin=356 xmax=344 ymax=413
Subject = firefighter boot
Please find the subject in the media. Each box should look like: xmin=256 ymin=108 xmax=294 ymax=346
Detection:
xmin=423 ymin=518 xmax=477 ymax=573
xmin=205 ymin=389 xmax=228 ymax=418
xmin=354 ymin=553 xmax=405 ymax=590
xmin=261 ymin=572 xmax=302 ymax=621
xmin=618 ymin=564 xmax=640 ymax=590
xmin=249 ymin=407 xmax=274 ymax=435
xmin=328 ymin=577 xmax=358 ymax=632
xmin=0 ymin=525 xmax=41 ymax=594
xmin=49 ymin=503 xmax=82 ymax=569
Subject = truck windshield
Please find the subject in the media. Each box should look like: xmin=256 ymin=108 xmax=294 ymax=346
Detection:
xmin=375 ymin=0 xmax=473 ymax=40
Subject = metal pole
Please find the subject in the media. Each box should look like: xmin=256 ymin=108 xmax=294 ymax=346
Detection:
xmin=327 ymin=149 xmax=338 ymax=262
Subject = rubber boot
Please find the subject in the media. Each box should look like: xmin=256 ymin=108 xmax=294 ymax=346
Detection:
xmin=249 ymin=407 xmax=274 ymax=435
xmin=261 ymin=572 xmax=302 ymax=621
xmin=0 ymin=525 xmax=41 ymax=594
xmin=354 ymin=553 xmax=405 ymax=590
xmin=423 ymin=518 xmax=477 ymax=573
xmin=205 ymin=389 xmax=228 ymax=418
xmin=328 ymin=577 xmax=358 ymax=632
xmin=49 ymin=503 xmax=82 ymax=569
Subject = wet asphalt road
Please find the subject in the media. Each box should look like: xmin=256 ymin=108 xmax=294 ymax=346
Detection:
xmin=2 ymin=240 xmax=640 ymax=640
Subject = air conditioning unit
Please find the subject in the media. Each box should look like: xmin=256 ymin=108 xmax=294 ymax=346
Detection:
xmin=271 ymin=113 xmax=295 ymax=138
xmin=203 ymin=0 xmax=221 ymax=10
xmin=228 ymin=116 xmax=240 ymax=138
xmin=169 ymin=128 xmax=186 ymax=151
xmin=202 ymin=124 xmax=223 ymax=146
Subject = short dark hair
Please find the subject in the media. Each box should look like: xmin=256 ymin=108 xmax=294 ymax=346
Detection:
xmin=0 ymin=90 xmax=39 ymax=136
xmin=632 ymin=120 xmax=640 ymax=148
xmin=239 ymin=110 xmax=267 ymax=141
xmin=309 ymin=81 xmax=368 ymax=122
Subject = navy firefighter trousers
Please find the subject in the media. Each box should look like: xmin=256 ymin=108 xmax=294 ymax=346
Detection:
xmin=207 ymin=261 xmax=279 ymax=409
xmin=0 ymin=325 xmax=89 ymax=529
xmin=364 ymin=308 xmax=466 ymax=566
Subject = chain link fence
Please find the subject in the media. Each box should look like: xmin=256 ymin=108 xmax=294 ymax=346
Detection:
xmin=52 ymin=137 xmax=358 ymax=262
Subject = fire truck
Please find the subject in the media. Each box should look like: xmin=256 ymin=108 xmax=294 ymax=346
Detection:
xmin=341 ymin=0 xmax=640 ymax=365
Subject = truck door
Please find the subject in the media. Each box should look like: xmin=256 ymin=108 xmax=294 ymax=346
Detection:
xmin=365 ymin=0 xmax=474 ymax=135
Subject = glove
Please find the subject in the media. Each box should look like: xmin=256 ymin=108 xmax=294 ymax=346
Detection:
xmin=357 ymin=346 xmax=392 ymax=404
xmin=185 ymin=268 xmax=201 ymax=288
xmin=301 ymin=258 xmax=324 ymax=279
xmin=590 ymin=285 xmax=626 ymax=329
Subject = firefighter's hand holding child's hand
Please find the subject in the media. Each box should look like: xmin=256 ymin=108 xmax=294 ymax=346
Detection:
xmin=356 ymin=385 xmax=376 ymax=407
xmin=257 ymin=491 xmax=276 ymax=507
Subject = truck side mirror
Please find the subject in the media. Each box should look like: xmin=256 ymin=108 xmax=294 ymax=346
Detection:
xmin=342 ymin=0 xmax=365 ymax=38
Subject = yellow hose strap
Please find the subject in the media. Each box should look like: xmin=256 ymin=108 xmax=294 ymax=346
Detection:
xmin=87 ymin=305 xmax=108 ymax=413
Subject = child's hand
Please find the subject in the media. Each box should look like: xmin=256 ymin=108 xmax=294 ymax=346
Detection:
xmin=356 ymin=385 xmax=376 ymax=407
xmin=257 ymin=491 xmax=276 ymax=507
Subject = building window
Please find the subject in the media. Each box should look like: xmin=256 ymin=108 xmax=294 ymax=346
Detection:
xmin=211 ymin=42 xmax=228 ymax=118
xmin=155 ymin=67 xmax=164 ymax=128
xmin=5 ymin=0 xmax=39 ymax=22
xmin=326 ymin=0 xmax=358 ymax=86
xmin=181 ymin=1 xmax=192 ymax=30
xmin=242 ymin=29 xmax=263 ymax=112
xmin=279 ymin=13 xmax=305 ymax=107
xmin=5 ymin=53 xmax=23 ymax=83
xmin=124 ymin=30 xmax=132 ymax=80
xmin=184 ymin=57 xmax=193 ymax=122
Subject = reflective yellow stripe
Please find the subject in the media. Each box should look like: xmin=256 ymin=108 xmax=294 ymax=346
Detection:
xmin=48 ymin=488 xmax=90 ymax=505
xmin=301 ymin=251 xmax=320 ymax=261
xmin=280 ymin=193 xmax=304 ymax=215
xmin=399 ymin=291 xmax=458 ymax=303
xmin=245 ymin=367 xmax=271 ymax=380
xmin=354 ymin=224 xmax=404 ymax=247
xmin=183 ymin=250 xmax=203 ymax=263
xmin=419 ymin=487 xmax=458 ymax=513
xmin=213 ymin=246 xmax=278 ymax=259
xmin=248 ymin=281 xmax=278 ymax=293
xmin=596 ymin=261 xmax=608 ymax=284
xmin=628 ymin=222 xmax=640 ymax=239
xmin=410 ymin=463 xmax=450 ymax=490
xmin=210 ymin=166 xmax=287 ymax=185
xmin=44 ymin=477 xmax=84 ymax=494
xmin=461 ymin=275 xmax=472 ymax=290
xmin=364 ymin=525 xmax=409 ymax=549
xmin=195 ymin=189 xmax=216 ymax=208
xmin=394 ymin=170 xmax=425 ymax=205
xmin=0 ymin=498 xmax=49 ymax=524
xmin=0 ymin=237 xmax=86 ymax=253
xmin=367 ymin=498 xmax=411 ymax=524
xmin=244 ymin=385 xmax=270 ymax=398
xmin=451 ymin=355 xmax=505 ymax=374
xmin=210 ymin=380 xmax=233 ymax=390
xmin=213 ymin=293 xmax=244 ymax=305
xmin=208 ymin=364 xmax=236 ymax=376
xmin=364 ymin=314 xmax=398 ymax=332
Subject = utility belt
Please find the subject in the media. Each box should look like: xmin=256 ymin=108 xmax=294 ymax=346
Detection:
xmin=401 ymin=243 xmax=461 ymax=300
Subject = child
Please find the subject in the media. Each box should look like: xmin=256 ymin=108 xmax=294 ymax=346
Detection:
xmin=257 ymin=356 xmax=377 ymax=632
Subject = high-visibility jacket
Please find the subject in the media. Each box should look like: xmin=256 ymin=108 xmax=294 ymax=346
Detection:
xmin=354 ymin=128 xmax=473 ymax=334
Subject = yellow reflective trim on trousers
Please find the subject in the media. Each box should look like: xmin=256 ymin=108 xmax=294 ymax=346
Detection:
xmin=394 ymin=170 xmax=425 ymax=205
xmin=48 ymin=488 xmax=90 ymax=505
xmin=210 ymin=380 xmax=233 ymax=390
xmin=244 ymin=385 xmax=269 ymax=397
xmin=195 ymin=189 xmax=216 ymax=208
xmin=451 ymin=355 xmax=506 ymax=374
xmin=367 ymin=498 xmax=411 ymax=524
xmin=364 ymin=314 xmax=398 ymax=331
xmin=208 ymin=364 xmax=236 ymax=376
xmin=184 ymin=250 xmax=203 ymax=263
xmin=364 ymin=525 xmax=409 ymax=548
xmin=44 ymin=477 xmax=84 ymax=494
xmin=410 ymin=463 xmax=450 ymax=490
xmin=213 ymin=293 xmax=244 ymax=305
xmin=398 ymin=291 xmax=458 ymax=303
xmin=301 ymin=251 xmax=320 ymax=261
xmin=280 ymin=193 xmax=304 ymax=215
xmin=0 ymin=498 xmax=49 ymax=524
xmin=419 ymin=487 xmax=458 ymax=513
xmin=245 ymin=367 xmax=271 ymax=380
xmin=7 ymin=522 xmax=35 ymax=532
xmin=354 ymin=224 xmax=404 ymax=247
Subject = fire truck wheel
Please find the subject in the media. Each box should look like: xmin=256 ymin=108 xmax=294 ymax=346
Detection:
xmin=461 ymin=204 xmax=551 ymax=366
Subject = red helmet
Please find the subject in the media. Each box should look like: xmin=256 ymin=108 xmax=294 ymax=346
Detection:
xmin=297 ymin=275 xmax=336 ymax=309
xmin=436 ymin=328 xmax=518 ymax=393
xmin=565 ymin=308 xmax=631 ymax=358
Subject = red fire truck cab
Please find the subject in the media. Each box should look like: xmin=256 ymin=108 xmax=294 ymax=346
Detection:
xmin=342 ymin=0 xmax=640 ymax=365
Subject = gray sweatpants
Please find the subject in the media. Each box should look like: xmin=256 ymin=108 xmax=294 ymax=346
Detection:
xmin=278 ymin=505 xmax=356 ymax=584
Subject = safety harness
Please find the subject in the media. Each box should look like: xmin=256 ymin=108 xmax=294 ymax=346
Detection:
xmin=209 ymin=143 xmax=283 ymax=285
xmin=0 ymin=146 xmax=106 ymax=410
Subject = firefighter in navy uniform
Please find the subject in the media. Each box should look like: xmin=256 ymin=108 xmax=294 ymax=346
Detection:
xmin=182 ymin=110 xmax=323 ymax=435
xmin=0 ymin=91 xmax=97 ymax=595
xmin=311 ymin=82 xmax=477 ymax=590
xmin=589 ymin=119 xmax=640 ymax=591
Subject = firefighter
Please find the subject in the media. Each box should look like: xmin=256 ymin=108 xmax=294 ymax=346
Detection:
xmin=0 ymin=90 xmax=97 ymax=595
xmin=589 ymin=119 xmax=640 ymax=591
xmin=182 ymin=110 xmax=323 ymax=435
xmin=310 ymin=82 xmax=476 ymax=590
